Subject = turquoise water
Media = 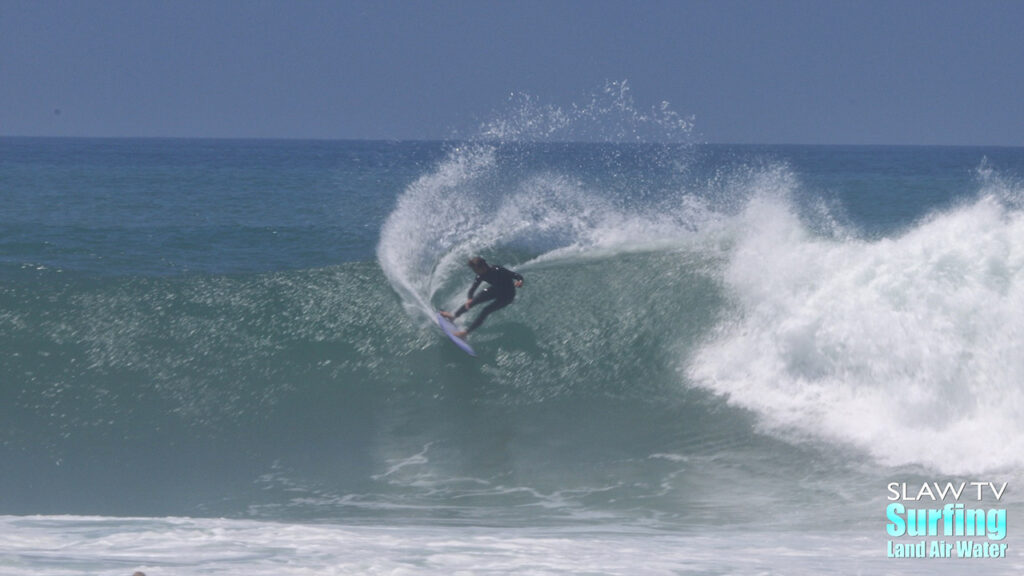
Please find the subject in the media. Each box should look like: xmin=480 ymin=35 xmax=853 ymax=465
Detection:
xmin=3 ymin=135 xmax=1024 ymax=574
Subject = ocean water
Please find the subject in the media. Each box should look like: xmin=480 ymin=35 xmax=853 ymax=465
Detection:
xmin=3 ymin=132 xmax=1024 ymax=574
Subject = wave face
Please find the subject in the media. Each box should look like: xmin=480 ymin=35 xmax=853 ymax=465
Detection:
xmin=4 ymin=128 xmax=1024 ymax=534
xmin=378 ymin=131 xmax=1024 ymax=482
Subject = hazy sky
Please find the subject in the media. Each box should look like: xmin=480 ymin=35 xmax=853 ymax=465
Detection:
xmin=2 ymin=0 xmax=1022 ymax=145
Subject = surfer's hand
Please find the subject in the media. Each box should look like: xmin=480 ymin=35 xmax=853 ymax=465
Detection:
xmin=514 ymin=280 xmax=523 ymax=288
xmin=465 ymin=298 xmax=473 ymax=309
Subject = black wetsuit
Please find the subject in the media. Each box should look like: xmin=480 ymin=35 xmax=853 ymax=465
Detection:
xmin=452 ymin=265 xmax=523 ymax=333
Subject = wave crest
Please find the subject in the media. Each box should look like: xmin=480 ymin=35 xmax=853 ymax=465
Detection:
xmin=689 ymin=183 xmax=1024 ymax=474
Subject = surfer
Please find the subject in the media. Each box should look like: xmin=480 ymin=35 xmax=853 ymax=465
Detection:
xmin=440 ymin=256 xmax=524 ymax=338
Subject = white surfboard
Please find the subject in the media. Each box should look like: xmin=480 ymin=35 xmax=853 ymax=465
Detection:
xmin=437 ymin=312 xmax=476 ymax=356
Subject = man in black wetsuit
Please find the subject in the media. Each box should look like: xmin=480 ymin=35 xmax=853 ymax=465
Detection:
xmin=440 ymin=256 xmax=524 ymax=339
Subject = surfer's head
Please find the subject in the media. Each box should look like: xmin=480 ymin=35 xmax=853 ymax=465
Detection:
xmin=468 ymin=256 xmax=489 ymax=274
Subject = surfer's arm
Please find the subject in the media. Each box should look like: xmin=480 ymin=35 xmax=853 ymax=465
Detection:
xmin=502 ymin=267 xmax=524 ymax=288
xmin=467 ymin=276 xmax=483 ymax=300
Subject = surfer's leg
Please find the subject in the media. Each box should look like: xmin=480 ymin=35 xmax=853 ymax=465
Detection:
xmin=466 ymin=296 xmax=512 ymax=334
xmin=454 ymin=289 xmax=496 ymax=319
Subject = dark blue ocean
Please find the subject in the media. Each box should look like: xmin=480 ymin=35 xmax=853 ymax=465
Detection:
xmin=3 ymin=133 xmax=1024 ymax=574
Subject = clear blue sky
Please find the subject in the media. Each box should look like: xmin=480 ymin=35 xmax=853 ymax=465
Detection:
xmin=2 ymin=0 xmax=1022 ymax=145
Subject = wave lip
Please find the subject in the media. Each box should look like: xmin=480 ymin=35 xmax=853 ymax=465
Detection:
xmin=689 ymin=188 xmax=1024 ymax=474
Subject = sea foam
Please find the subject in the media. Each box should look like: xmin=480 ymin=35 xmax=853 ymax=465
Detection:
xmin=689 ymin=175 xmax=1024 ymax=474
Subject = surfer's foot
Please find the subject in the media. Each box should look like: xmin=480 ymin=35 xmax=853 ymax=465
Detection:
xmin=440 ymin=311 xmax=454 ymax=321
xmin=454 ymin=330 xmax=468 ymax=339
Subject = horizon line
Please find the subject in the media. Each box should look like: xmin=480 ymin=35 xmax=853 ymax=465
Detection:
xmin=2 ymin=135 xmax=1022 ymax=149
